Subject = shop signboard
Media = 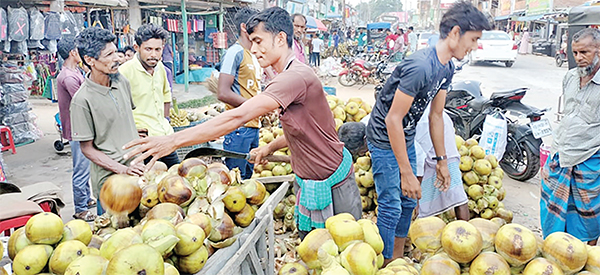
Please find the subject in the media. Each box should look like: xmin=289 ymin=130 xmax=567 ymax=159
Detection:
xmin=500 ymin=0 xmax=512 ymax=16
xmin=526 ymin=0 xmax=551 ymax=15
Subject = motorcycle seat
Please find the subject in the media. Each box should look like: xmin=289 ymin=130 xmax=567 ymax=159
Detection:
xmin=468 ymin=97 xmax=489 ymax=111
xmin=490 ymin=88 xmax=526 ymax=100
xmin=363 ymin=62 xmax=376 ymax=70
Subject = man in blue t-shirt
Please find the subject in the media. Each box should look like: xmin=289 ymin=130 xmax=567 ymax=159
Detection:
xmin=366 ymin=2 xmax=491 ymax=265
xmin=332 ymin=30 xmax=340 ymax=57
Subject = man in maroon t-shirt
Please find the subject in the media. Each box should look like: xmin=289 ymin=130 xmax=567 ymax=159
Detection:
xmin=56 ymin=37 xmax=96 ymax=221
xmin=124 ymin=7 xmax=361 ymax=237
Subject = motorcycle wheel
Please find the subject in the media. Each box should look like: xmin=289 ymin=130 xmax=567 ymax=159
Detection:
xmin=555 ymin=55 xmax=564 ymax=67
xmin=338 ymin=74 xmax=357 ymax=87
xmin=499 ymin=135 xmax=540 ymax=182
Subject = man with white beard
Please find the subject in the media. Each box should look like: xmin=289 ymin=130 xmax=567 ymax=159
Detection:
xmin=540 ymin=27 xmax=600 ymax=245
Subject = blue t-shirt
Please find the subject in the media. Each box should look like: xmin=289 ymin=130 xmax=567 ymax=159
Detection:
xmin=333 ymin=34 xmax=339 ymax=47
xmin=366 ymin=46 xmax=454 ymax=149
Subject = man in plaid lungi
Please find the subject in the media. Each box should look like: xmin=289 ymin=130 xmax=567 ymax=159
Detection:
xmin=541 ymin=28 xmax=600 ymax=245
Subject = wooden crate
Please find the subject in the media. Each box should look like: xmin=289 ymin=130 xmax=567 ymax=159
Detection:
xmin=196 ymin=175 xmax=294 ymax=275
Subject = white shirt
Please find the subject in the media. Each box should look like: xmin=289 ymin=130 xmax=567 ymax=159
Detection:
xmin=312 ymin=38 xmax=324 ymax=53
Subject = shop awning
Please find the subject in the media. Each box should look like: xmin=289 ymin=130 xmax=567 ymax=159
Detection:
xmin=495 ymin=15 xmax=510 ymax=20
xmin=306 ymin=16 xmax=327 ymax=31
xmin=326 ymin=13 xmax=342 ymax=19
xmin=516 ymin=14 xmax=544 ymax=21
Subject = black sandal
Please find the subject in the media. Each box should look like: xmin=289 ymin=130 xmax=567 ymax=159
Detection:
xmin=73 ymin=210 xmax=96 ymax=222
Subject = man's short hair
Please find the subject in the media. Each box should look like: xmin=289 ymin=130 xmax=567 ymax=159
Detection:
xmin=117 ymin=48 xmax=126 ymax=54
xmin=134 ymin=23 xmax=169 ymax=46
xmin=408 ymin=26 xmax=414 ymax=31
xmin=573 ymin=28 xmax=600 ymax=46
xmin=247 ymin=7 xmax=294 ymax=48
xmin=291 ymin=13 xmax=306 ymax=24
xmin=338 ymin=122 xmax=367 ymax=157
xmin=234 ymin=7 xmax=259 ymax=34
xmin=124 ymin=45 xmax=136 ymax=53
xmin=57 ymin=36 xmax=76 ymax=60
xmin=439 ymin=1 xmax=491 ymax=39
xmin=76 ymin=27 xmax=117 ymax=68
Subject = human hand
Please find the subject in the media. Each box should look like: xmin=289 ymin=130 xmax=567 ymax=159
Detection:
xmin=123 ymin=135 xmax=177 ymax=171
xmin=116 ymin=162 xmax=145 ymax=176
xmin=400 ymin=172 xmax=422 ymax=199
xmin=249 ymin=145 xmax=272 ymax=165
xmin=435 ymin=160 xmax=451 ymax=192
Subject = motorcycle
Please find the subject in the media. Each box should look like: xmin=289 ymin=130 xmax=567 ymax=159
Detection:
xmin=555 ymin=43 xmax=567 ymax=67
xmin=445 ymin=80 xmax=550 ymax=182
xmin=338 ymin=57 xmax=390 ymax=87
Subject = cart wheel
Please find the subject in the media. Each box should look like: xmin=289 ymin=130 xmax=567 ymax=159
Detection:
xmin=54 ymin=140 xmax=65 ymax=152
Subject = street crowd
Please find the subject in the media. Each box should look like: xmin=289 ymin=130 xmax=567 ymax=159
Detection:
xmin=54 ymin=0 xmax=600 ymax=266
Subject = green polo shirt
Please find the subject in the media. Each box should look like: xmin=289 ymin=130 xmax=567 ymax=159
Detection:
xmin=70 ymin=74 xmax=139 ymax=195
xmin=119 ymin=55 xmax=174 ymax=137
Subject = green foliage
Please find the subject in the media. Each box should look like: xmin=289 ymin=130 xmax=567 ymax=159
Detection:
xmin=177 ymin=95 xmax=219 ymax=109
xmin=355 ymin=0 xmax=403 ymax=24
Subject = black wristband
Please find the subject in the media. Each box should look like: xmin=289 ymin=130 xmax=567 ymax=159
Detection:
xmin=432 ymin=155 xmax=447 ymax=161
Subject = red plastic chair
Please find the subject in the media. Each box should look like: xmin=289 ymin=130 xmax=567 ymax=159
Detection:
xmin=0 ymin=126 xmax=16 ymax=154
xmin=0 ymin=201 xmax=52 ymax=236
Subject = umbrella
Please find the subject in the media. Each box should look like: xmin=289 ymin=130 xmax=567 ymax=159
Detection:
xmin=306 ymin=16 xmax=328 ymax=31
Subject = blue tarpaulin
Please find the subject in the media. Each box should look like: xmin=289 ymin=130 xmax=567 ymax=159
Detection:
xmin=367 ymin=22 xmax=391 ymax=30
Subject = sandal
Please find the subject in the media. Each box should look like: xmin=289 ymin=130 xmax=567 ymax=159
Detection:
xmin=87 ymin=199 xmax=97 ymax=208
xmin=73 ymin=210 xmax=97 ymax=222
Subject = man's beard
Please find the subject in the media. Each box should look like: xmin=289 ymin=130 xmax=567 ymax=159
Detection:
xmin=577 ymin=55 xmax=600 ymax=77
xmin=108 ymin=72 xmax=120 ymax=82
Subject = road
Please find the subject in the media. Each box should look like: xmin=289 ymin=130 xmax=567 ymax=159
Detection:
xmin=4 ymin=54 xmax=567 ymax=231
xmin=329 ymin=53 xmax=568 ymax=232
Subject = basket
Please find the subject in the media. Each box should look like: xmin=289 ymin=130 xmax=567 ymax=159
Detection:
xmin=173 ymin=118 xmax=210 ymax=160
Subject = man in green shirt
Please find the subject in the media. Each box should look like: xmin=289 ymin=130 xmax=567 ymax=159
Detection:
xmin=119 ymin=23 xmax=179 ymax=168
xmin=70 ymin=27 xmax=143 ymax=215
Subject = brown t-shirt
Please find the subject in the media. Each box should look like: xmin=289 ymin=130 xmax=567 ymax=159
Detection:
xmin=263 ymin=59 xmax=344 ymax=180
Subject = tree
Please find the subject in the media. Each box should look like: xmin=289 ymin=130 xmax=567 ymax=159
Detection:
xmin=355 ymin=0 xmax=402 ymax=23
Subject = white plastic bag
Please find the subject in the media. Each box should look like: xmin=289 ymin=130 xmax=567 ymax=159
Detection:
xmin=479 ymin=113 xmax=508 ymax=160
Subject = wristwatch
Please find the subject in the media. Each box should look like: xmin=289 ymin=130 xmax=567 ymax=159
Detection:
xmin=432 ymin=155 xmax=448 ymax=161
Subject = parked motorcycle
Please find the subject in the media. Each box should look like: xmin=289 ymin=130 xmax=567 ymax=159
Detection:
xmin=339 ymin=57 xmax=390 ymax=87
xmin=555 ymin=46 xmax=567 ymax=67
xmin=445 ymin=80 xmax=550 ymax=181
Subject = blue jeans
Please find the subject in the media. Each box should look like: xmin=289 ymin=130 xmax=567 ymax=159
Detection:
xmin=368 ymin=141 xmax=418 ymax=259
xmin=71 ymin=141 xmax=92 ymax=213
xmin=224 ymin=127 xmax=259 ymax=179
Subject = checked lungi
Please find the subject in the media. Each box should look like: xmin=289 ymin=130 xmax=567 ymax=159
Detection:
xmin=540 ymin=151 xmax=600 ymax=242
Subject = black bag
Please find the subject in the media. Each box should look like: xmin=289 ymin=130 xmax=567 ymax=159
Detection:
xmin=0 ymin=8 xmax=7 ymax=41
xmin=29 ymin=8 xmax=45 ymax=41
xmin=8 ymin=6 xmax=29 ymax=42
xmin=44 ymin=12 xmax=61 ymax=40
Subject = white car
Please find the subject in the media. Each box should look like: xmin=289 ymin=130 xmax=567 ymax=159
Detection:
xmin=417 ymin=32 xmax=434 ymax=50
xmin=469 ymin=31 xmax=518 ymax=67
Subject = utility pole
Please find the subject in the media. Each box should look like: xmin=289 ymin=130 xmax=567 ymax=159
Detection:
xmin=342 ymin=0 xmax=346 ymax=26
xmin=181 ymin=0 xmax=189 ymax=93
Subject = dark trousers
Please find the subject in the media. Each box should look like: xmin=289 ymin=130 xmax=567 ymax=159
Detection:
xmin=145 ymin=150 xmax=180 ymax=168
xmin=311 ymin=52 xmax=321 ymax=67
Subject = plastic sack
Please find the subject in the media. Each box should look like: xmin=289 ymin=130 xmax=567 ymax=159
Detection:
xmin=10 ymin=120 xmax=42 ymax=144
xmin=29 ymin=8 xmax=45 ymax=40
xmin=0 ymin=8 xmax=7 ymax=41
xmin=1 ymin=83 xmax=26 ymax=94
xmin=479 ymin=113 xmax=508 ymax=160
xmin=8 ymin=6 xmax=28 ymax=42
xmin=0 ymin=101 xmax=31 ymax=116
xmin=44 ymin=12 xmax=61 ymax=40
xmin=2 ymin=110 xmax=35 ymax=125
xmin=61 ymin=11 xmax=78 ymax=39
